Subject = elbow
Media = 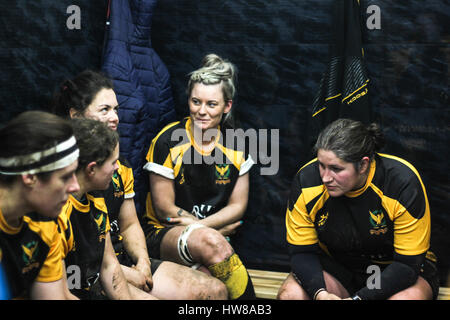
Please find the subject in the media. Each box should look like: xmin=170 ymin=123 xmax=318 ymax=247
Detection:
xmin=152 ymin=200 xmax=173 ymax=221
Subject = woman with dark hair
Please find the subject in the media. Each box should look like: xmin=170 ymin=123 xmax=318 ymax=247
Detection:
xmin=57 ymin=118 xmax=147 ymax=299
xmin=143 ymin=54 xmax=256 ymax=300
xmin=278 ymin=118 xmax=439 ymax=300
xmin=0 ymin=111 xmax=80 ymax=299
xmin=53 ymin=70 xmax=227 ymax=299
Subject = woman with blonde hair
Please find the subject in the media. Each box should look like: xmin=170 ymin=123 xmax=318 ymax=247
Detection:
xmin=143 ymin=54 xmax=256 ymax=299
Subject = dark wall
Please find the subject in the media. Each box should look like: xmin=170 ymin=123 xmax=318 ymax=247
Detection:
xmin=150 ymin=0 xmax=449 ymax=285
xmin=0 ymin=0 xmax=448 ymax=286
xmin=0 ymin=0 xmax=107 ymax=124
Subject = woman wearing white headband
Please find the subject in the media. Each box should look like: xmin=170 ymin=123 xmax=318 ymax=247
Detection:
xmin=0 ymin=111 xmax=80 ymax=299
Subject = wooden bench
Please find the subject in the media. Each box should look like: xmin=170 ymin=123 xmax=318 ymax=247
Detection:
xmin=248 ymin=269 xmax=450 ymax=300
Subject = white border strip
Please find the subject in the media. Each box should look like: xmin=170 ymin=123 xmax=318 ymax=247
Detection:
xmin=143 ymin=162 xmax=175 ymax=180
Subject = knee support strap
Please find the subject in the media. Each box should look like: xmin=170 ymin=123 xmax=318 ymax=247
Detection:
xmin=177 ymin=223 xmax=205 ymax=266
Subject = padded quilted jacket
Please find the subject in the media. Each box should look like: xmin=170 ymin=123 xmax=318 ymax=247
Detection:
xmin=101 ymin=0 xmax=177 ymax=216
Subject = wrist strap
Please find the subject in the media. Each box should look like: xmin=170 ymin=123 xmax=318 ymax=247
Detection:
xmin=313 ymin=288 xmax=326 ymax=300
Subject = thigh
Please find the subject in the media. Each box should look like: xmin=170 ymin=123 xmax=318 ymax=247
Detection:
xmin=149 ymin=260 xmax=227 ymax=300
xmin=277 ymin=272 xmax=309 ymax=300
xmin=277 ymin=271 xmax=349 ymax=300
xmin=388 ymin=276 xmax=433 ymax=300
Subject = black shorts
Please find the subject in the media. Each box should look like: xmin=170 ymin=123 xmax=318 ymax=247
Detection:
xmin=144 ymin=224 xmax=172 ymax=259
xmin=115 ymin=241 xmax=162 ymax=273
xmin=319 ymin=252 xmax=440 ymax=300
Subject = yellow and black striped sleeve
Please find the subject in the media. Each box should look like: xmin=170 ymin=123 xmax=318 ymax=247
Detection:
xmin=377 ymin=154 xmax=431 ymax=256
xmin=117 ymin=159 xmax=135 ymax=200
xmin=25 ymin=217 xmax=63 ymax=283
xmin=286 ymin=161 xmax=324 ymax=247
xmin=143 ymin=121 xmax=180 ymax=179
xmin=57 ymin=202 xmax=74 ymax=259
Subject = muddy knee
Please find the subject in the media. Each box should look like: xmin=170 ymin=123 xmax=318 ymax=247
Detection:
xmin=190 ymin=227 xmax=234 ymax=265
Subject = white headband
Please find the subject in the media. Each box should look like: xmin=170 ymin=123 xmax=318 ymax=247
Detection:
xmin=0 ymin=136 xmax=79 ymax=175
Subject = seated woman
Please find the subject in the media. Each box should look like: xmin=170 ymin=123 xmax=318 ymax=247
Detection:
xmin=0 ymin=111 xmax=79 ymax=299
xmin=278 ymin=118 xmax=439 ymax=300
xmin=53 ymin=69 xmax=227 ymax=299
xmin=58 ymin=118 xmax=156 ymax=299
xmin=143 ymin=54 xmax=255 ymax=300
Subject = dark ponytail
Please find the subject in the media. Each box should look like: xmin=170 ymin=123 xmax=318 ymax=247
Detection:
xmin=52 ymin=70 xmax=113 ymax=118
xmin=366 ymin=123 xmax=385 ymax=152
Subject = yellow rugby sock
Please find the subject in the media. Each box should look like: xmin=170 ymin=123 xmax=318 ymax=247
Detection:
xmin=208 ymin=253 xmax=255 ymax=300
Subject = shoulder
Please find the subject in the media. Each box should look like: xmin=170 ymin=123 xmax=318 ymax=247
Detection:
xmin=295 ymin=158 xmax=322 ymax=189
xmin=375 ymin=153 xmax=425 ymax=192
xmin=117 ymin=158 xmax=134 ymax=179
xmin=288 ymin=158 xmax=324 ymax=207
xmin=153 ymin=119 xmax=186 ymax=145
xmin=23 ymin=214 xmax=59 ymax=248
xmin=117 ymin=156 xmax=131 ymax=169
xmin=375 ymin=154 xmax=428 ymax=219
xmin=87 ymin=194 xmax=108 ymax=214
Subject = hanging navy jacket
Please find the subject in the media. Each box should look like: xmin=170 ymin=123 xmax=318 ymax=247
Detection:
xmin=101 ymin=0 xmax=177 ymax=216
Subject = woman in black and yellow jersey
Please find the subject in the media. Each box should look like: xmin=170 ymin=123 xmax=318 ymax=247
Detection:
xmin=278 ymin=118 xmax=439 ymax=300
xmin=53 ymin=70 xmax=227 ymax=299
xmin=143 ymin=54 xmax=256 ymax=300
xmin=57 ymin=118 xmax=154 ymax=299
xmin=0 ymin=111 xmax=80 ymax=299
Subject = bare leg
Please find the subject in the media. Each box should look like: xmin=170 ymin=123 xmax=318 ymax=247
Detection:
xmin=388 ymin=276 xmax=433 ymax=300
xmin=149 ymin=260 xmax=227 ymax=300
xmin=160 ymin=225 xmax=255 ymax=299
xmin=160 ymin=226 xmax=233 ymax=266
xmin=277 ymin=272 xmax=349 ymax=300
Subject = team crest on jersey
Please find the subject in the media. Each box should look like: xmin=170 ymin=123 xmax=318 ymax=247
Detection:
xmin=112 ymin=172 xmax=124 ymax=198
xmin=215 ymin=164 xmax=231 ymax=185
xmin=317 ymin=212 xmax=329 ymax=228
xmin=369 ymin=209 xmax=388 ymax=235
xmin=21 ymin=241 xmax=40 ymax=273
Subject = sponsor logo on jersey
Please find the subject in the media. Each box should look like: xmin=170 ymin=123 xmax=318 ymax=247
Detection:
xmin=317 ymin=212 xmax=329 ymax=227
xmin=179 ymin=168 xmax=185 ymax=185
xmin=369 ymin=209 xmax=388 ymax=235
xmin=21 ymin=241 xmax=40 ymax=273
xmin=215 ymin=164 xmax=231 ymax=185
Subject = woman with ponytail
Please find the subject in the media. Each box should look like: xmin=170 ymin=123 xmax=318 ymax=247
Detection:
xmin=279 ymin=118 xmax=438 ymax=300
xmin=143 ymin=54 xmax=256 ymax=300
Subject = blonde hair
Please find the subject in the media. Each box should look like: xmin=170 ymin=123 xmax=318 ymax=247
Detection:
xmin=187 ymin=54 xmax=237 ymax=126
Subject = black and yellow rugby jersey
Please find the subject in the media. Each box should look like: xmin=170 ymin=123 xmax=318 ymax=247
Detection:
xmin=286 ymin=153 xmax=433 ymax=271
xmin=143 ymin=117 xmax=254 ymax=229
xmin=89 ymin=157 xmax=134 ymax=254
xmin=57 ymin=194 xmax=110 ymax=292
xmin=0 ymin=209 xmax=63 ymax=298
